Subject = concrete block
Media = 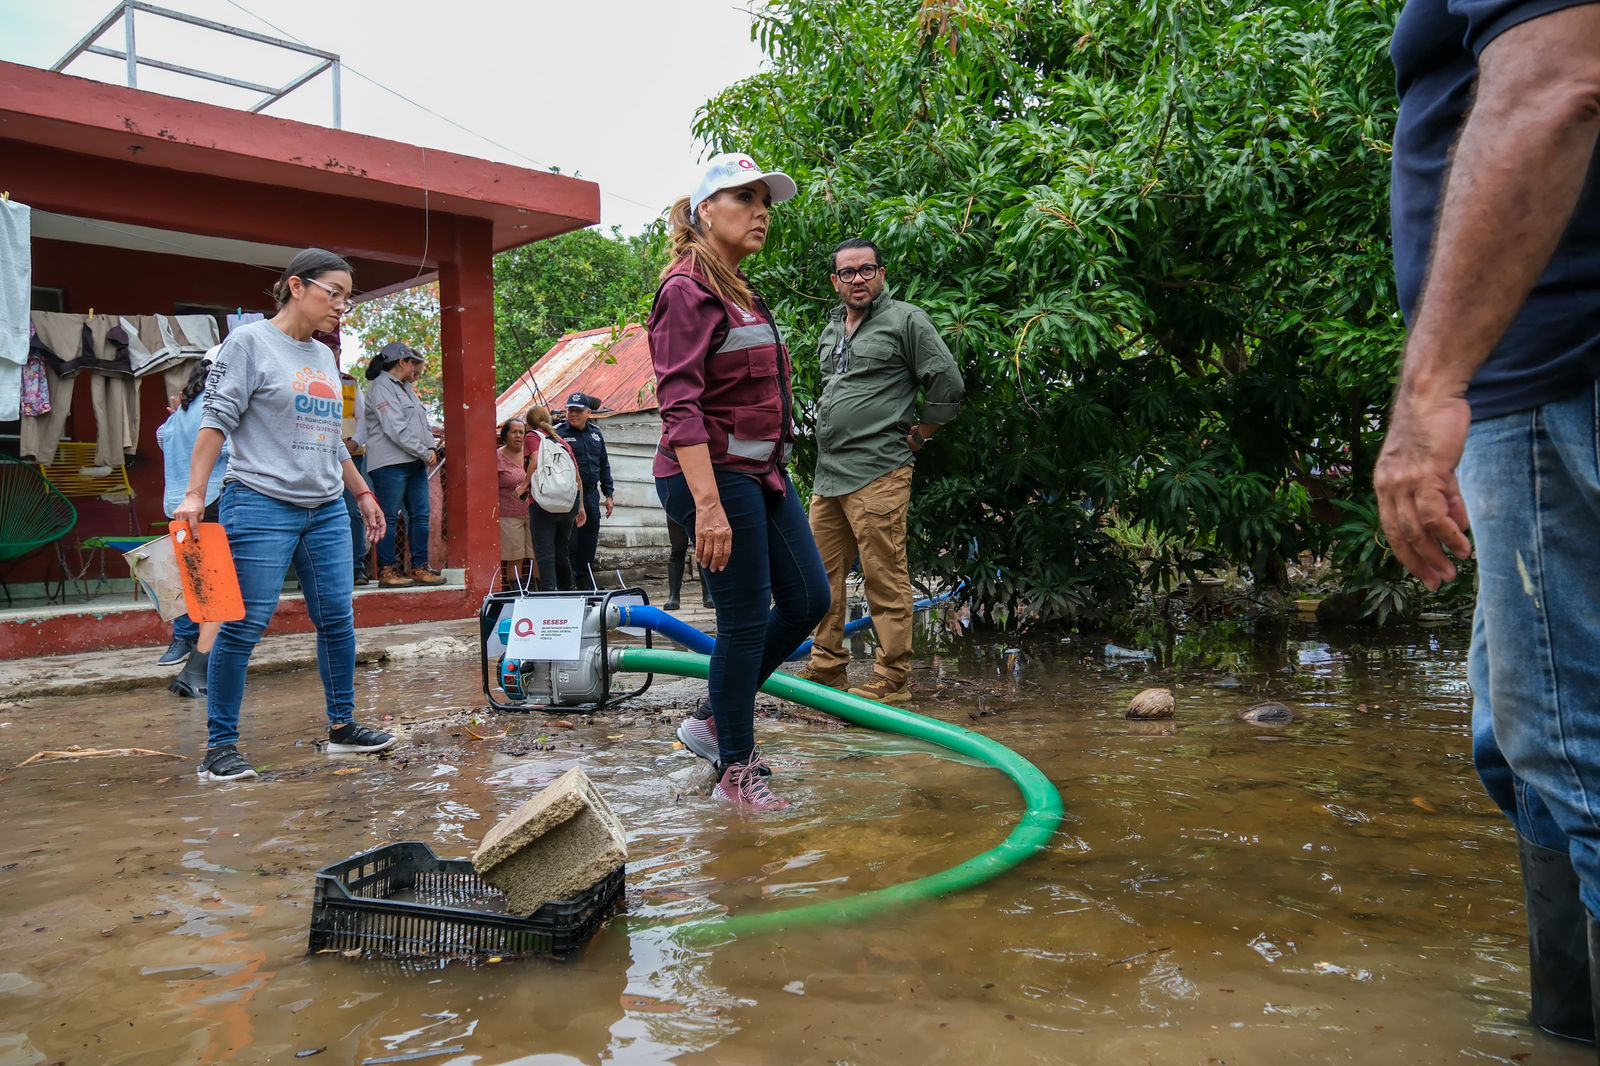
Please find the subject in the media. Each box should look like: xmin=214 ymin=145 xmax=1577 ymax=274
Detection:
xmin=473 ymin=767 xmax=627 ymax=915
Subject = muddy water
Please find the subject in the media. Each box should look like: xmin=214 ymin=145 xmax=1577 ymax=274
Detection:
xmin=0 ymin=626 xmax=1587 ymax=1065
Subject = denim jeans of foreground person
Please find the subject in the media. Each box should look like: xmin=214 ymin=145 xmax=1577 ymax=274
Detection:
xmin=369 ymin=458 xmax=430 ymax=570
xmin=1459 ymin=382 xmax=1600 ymax=916
xmin=207 ymin=483 xmax=356 ymax=749
xmin=656 ymin=470 xmax=830 ymax=765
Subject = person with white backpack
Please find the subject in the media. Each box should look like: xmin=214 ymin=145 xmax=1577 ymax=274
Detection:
xmin=519 ymin=404 xmax=585 ymax=590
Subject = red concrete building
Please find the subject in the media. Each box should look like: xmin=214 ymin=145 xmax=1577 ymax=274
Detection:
xmin=0 ymin=60 xmax=600 ymax=659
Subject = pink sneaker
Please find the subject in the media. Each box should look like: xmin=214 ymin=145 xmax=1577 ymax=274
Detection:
xmin=677 ymin=710 xmax=719 ymax=762
xmin=712 ymin=758 xmax=790 ymax=812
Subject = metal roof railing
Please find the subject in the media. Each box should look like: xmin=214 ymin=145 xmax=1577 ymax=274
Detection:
xmin=51 ymin=1 xmax=342 ymax=128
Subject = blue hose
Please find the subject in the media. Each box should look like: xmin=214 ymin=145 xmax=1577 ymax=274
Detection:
xmin=614 ymin=585 xmax=962 ymax=662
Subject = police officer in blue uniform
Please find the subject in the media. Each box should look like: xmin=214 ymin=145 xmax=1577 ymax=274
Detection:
xmin=555 ymin=392 xmax=614 ymax=589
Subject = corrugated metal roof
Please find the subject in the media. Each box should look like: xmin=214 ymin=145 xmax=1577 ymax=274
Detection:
xmin=495 ymin=325 xmax=658 ymax=425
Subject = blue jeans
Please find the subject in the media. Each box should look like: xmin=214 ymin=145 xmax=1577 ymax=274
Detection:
xmin=1459 ymin=382 xmax=1600 ymax=916
xmin=342 ymin=452 xmax=370 ymax=576
xmin=207 ymin=484 xmax=356 ymax=749
xmin=369 ymin=460 xmax=430 ymax=569
xmin=657 ymin=470 xmax=830 ymax=764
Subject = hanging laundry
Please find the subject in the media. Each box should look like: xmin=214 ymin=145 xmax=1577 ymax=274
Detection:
xmin=21 ymin=349 xmax=50 ymax=417
xmin=21 ymin=312 xmax=82 ymax=463
xmin=174 ymin=314 xmax=219 ymax=354
xmin=29 ymin=310 xmax=91 ymax=377
xmin=0 ymin=198 xmax=29 ymax=421
xmin=226 ymin=311 xmax=264 ymax=334
xmin=88 ymin=314 xmax=138 ymax=468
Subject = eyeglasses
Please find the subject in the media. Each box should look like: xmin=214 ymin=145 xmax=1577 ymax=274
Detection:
xmin=832 ymin=264 xmax=880 ymax=283
xmin=303 ymin=276 xmax=352 ymax=308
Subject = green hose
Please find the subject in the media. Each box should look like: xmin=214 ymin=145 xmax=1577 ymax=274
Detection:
xmin=614 ymin=647 xmax=1065 ymax=939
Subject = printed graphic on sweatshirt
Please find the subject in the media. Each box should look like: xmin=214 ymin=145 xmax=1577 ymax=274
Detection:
xmin=292 ymin=366 xmax=343 ymax=456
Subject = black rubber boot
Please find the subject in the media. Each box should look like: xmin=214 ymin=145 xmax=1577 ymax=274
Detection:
xmin=1519 ymin=833 xmax=1595 ymax=1045
xmin=700 ymin=563 xmax=714 ymax=608
xmin=170 ymin=649 xmax=208 ymax=699
xmin=663 ymin=557 xmax=683 ymax=612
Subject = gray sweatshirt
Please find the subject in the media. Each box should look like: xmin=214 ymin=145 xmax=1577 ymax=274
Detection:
xmin=365 ymin=371 xmax=435 ymax=472
xmin=201 ymin=319 xmax=350 ymax=508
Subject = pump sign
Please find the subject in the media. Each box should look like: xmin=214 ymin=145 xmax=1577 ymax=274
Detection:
xmin=505 ymin=597 xmax=585 ymax=660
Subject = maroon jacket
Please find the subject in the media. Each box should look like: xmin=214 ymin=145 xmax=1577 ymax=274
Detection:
xmin=647 ymin=258 xmax=794 ymax=493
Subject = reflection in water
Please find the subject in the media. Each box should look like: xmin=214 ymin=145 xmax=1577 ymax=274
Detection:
xmin=0 ymin=625 xmax=1588 ymax=1063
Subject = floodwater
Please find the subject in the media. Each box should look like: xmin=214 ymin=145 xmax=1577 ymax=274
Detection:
xmin=0 ymin=621 xmax=1589 ymax=1065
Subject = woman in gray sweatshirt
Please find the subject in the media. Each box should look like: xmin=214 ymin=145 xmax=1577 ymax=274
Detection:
xmin=176 ymin=248 xmax=397 ymax=783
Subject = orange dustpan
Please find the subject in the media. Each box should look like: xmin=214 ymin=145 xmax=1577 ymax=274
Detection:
xmin=168 ymin=521 xmax=246 ymax=623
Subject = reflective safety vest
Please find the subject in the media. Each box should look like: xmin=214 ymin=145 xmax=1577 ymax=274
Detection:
xmin=652 ymin=263 xmax=794 ymax=478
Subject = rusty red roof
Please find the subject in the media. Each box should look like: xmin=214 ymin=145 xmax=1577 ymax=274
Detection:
xmin=495 ymin=324 xmax=657 ymax=424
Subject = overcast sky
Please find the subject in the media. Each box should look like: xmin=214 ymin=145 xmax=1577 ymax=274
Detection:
xmin=0 ymin=0 xmax=768 ymax=234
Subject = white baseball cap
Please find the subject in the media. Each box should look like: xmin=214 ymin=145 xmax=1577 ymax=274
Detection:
xmin=689 ymin=153 xmax=798 ymax=224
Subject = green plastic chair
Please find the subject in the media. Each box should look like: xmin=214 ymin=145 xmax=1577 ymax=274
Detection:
xmin=0 ymin=454 xmax=78 ymax=606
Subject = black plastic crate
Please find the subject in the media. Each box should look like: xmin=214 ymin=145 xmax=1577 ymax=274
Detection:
xmin=309 ymin=842 xmax=624 ymax=961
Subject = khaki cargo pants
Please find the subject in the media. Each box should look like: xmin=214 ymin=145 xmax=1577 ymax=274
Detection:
xmin=807 ymin=466 xmax=914 ymax=686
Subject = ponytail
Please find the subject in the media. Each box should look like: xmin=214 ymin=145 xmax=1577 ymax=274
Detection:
xmin=661 ymin=196 xmax=756 ymax=310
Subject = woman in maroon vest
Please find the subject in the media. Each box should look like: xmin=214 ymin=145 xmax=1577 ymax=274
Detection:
xmin=648 ymin=153 xmax=830 ymax=811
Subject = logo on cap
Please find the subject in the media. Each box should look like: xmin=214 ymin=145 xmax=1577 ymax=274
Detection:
xmin=737 ymin=157 xmax=757 ymax=170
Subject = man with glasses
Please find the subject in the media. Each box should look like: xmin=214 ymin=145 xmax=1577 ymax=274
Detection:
xmin=802 ymin=238 xmax=964 ymax=705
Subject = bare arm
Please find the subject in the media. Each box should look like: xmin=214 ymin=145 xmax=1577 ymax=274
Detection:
xmin=173 ymin=428 xmax=226 ymax=534
xmin=1376 ymin=6 xmax=1600 ymax=588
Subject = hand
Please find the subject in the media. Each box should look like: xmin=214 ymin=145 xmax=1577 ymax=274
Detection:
xmin=603 ymin=495 xmax=615 ymax=518
xmin=358 ymin=492 xmax=386 ymax=545
xmin=1374 ymin=388 xmax=1474 ymax=590
xmin=167 ymin=394 xmax=180 ymax=416
xmin=425 ymin=449 xmax=439 ymax=467
xmin=173 ymin=489 xmax=206 ymax=538
xmin=695 ymin=500 xmax=733 ymax=572
xmin=907 ymin=429 xmax=925 ymax=453
xmin=576 ymin=506 xmax=587 ymax=528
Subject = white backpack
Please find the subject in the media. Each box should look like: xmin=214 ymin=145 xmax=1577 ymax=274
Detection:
xmin=531 ymin=433 xmax=579 ymax=512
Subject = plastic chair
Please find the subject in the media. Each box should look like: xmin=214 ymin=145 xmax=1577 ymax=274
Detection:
xmin=0 ymin=454 xmax=78 ymax=606
xmin=38 ymin=441 xmax=138 ymax=600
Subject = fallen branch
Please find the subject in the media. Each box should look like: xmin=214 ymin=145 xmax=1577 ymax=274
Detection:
xmin=17 ymin=747 xmax=184 ymax=767
xmin=1104 ymin=946 xmax=1172 ymax=968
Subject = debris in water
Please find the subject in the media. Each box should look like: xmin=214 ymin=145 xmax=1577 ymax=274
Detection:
xmin=1104 ymin=644 xmax=1155 ymax=662
xmin=360 ymin=1049 xmax=465 ymax=1065
xmin=1411 ymin=796 xmax=1438 ymax=814
xmin=295 ymin=1051 xmax=326 ymax=1060
xmin=331 ymin=767 xmax=362 ymax=776
xmin=465 ymin=724 xmax=507 ymax=741
xmin=549 ymin=720 xmax=576 ymax=730
xmin=16 ymin=747 xmax=183 ymax=767
xmin=1126 ymin=688 xmax=1175 ymax=720
xmin=1240 ymin=702 xmax=1294 ymax=725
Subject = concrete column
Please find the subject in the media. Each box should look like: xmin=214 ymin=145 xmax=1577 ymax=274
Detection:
xmin=437 ymin=216 xmax=498 ymax=601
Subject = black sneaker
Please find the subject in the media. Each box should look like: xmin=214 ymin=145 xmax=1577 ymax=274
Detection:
xmin=327 ymin=722 xmax=397 ymax=754
xmin=157 ymin=638 xmax=195 ymax=666
xmin=354 ymin=570 xmax=370 ymax=587
xmin=197 ymin=745 xmax=258 ymax=782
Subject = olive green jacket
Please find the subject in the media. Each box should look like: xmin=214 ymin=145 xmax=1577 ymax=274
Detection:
xmin=811 ymin=287 xmax=964 ymax=498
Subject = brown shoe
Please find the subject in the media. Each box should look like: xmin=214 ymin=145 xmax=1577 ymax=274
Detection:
xmin=794 ymin=664 xmax=848 ymax=690
xmin=378 ymin=565 xmax=414 ymax=588
xmin=848 ymin=674 xmax=912 ymax=706
xmin=411 ymin=566 xmax=447 ymax=586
